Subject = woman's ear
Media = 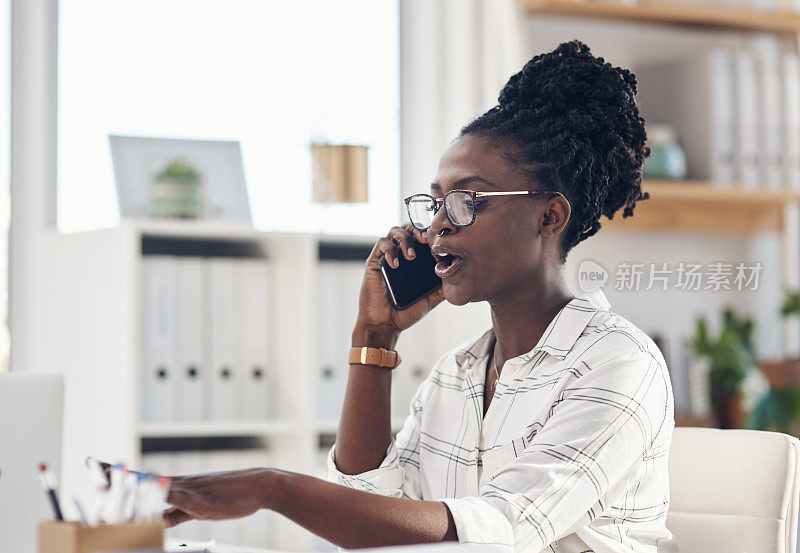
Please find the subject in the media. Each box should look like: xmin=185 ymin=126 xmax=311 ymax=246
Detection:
xmin=540 ymin=196 xmax=571 ymax=238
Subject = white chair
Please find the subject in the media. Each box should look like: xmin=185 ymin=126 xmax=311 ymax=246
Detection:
xmin=667 ymin=427 xmax=800 ymax=553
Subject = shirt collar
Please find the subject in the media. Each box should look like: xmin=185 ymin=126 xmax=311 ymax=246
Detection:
xmin=454 ymin=287 xmax=611 ymax=369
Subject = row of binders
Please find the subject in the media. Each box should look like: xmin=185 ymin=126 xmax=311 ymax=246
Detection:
xmin=636 ymin=38 xmax=800 ymax=189
xmin=141 ymin=255 xmax=272 ymax=422
xmin=143 ymin=254 xmax=442 ymax=425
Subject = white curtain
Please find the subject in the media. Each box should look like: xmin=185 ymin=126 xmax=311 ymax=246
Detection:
xmin=399 ymin=0 xmax=527 ymax=204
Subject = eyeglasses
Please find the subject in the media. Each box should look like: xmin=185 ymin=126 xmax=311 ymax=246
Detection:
xmin=404 ymin=189 xmax=564 ymax=231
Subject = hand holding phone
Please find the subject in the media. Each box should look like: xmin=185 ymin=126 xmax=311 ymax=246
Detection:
xmin=356 ymin=224 xmax=446 ymax=338
xmin=379 ymin=240 xmax=441 ymax=310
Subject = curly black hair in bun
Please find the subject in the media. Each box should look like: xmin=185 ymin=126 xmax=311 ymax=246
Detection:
xmin=460 ymin=40 xmax=650 ymax=263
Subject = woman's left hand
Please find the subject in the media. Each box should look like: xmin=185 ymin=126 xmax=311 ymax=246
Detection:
xmin=163 ymin=468 xmax=272 ymax=527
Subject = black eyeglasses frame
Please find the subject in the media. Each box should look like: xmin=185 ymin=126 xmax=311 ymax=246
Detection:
xmin=403 ymin=189 xmax=565 ymax=231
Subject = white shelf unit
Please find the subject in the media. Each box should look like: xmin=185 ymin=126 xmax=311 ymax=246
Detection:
xmin=24 ymin=219 xmax=491 ymax=552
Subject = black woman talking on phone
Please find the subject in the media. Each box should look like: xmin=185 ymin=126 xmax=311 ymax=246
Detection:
xmin=163 ymin=41 xmax=676 ymax=553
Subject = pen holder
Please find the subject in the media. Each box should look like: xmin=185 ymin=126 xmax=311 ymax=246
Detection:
xmin=38 ymin=521 xmax=164 ymax=553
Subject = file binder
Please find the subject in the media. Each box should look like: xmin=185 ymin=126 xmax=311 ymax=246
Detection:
xmin=339 ymin=262 xmax=365 ymax=415
xmin=207 ymin=259 xmax=241 ymax=420
xmin=316 ymin=261 xmax=345 ymax=421
xmin=783 ymin=53 xmax=800 ymax=191
xmin=754 ymin=41 xmax=784 ymax=189
xmin=733 ymin=49 xmax=761 ymax=188
xmin=239 ymin=260 xmax=272 ymax=420
xmin=175 ymin=257 xmax=206 ymax=421
xmin=141 ymin=256 xmax=177 ymax=422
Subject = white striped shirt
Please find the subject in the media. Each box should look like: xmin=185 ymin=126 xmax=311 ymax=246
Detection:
xmin=327 ymin=288 xmax=677 ymax=553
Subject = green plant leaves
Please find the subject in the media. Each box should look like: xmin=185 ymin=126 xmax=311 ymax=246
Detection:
xmin=748 ymin=388 xmax=800 ymax=433
xmin=690 ymin=307 xmax=756 ymax=395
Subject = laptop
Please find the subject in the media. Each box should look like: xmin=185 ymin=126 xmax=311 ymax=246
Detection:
xmin=0 ymin=373 xmax=63 ymax=553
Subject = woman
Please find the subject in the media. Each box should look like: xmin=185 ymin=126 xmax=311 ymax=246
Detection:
xmin=165 ymin=40 xmax=676 ymax=552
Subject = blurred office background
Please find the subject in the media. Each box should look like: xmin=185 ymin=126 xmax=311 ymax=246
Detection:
xmin=3 ymin=0 xmax=800 ymax=550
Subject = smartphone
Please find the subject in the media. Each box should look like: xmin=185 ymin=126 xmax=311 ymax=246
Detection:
xmin=379 ymin=240 xmax=442 ymax=310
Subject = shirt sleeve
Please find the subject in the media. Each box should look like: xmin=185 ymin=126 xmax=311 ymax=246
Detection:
xmin=440 ymin=348 xmax=674 ymax=550
xmin=325 ymin=373 xmax=430 ymax=500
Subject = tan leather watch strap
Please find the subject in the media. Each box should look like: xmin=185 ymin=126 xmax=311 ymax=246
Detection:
xmin=348 ymin=347 xmax=401 ymax=369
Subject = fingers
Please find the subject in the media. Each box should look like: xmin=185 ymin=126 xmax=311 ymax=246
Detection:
xmin=166 ymin=483 xmax=190 ymax=506
xmin=370 ymin=226 xmax=417 ymax=270
xmin=404 ymin=222 xmax=429 ymax=244
xmin=162 ymin=507 xmax=194 ymax=528
xmin=370 ymin=237 xmax=398 ymax=270
xmin=388 ymin=226 xmax=416 ymax=262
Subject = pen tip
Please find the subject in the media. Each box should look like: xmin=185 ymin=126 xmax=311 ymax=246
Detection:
xmin=38 ymin=462 xmax=47 ymax=472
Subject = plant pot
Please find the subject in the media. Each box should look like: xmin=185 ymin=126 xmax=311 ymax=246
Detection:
xmin=710 ymin=386 xmax=745 ymax=429
xmin=758 ymin=358 xmax=800 ymax=389
xmin=148 ymin=177 xmax=205 ymax=219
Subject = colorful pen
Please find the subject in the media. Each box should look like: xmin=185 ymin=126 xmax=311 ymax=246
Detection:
xmin=37 ymin=463 xmax=64 ymax=521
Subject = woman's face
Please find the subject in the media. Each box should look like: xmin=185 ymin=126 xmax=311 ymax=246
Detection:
xmin=427 ymin=134 xmax=569 ymax=306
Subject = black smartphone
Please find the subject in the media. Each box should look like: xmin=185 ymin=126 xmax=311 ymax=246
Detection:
xmin=379 ymin=240 xmax=442 ymax=310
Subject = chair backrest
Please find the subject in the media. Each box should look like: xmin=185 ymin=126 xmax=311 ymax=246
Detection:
xmin=667 ymin=427 xmax=800 ymax=553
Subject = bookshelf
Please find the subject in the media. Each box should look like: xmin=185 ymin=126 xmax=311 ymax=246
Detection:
xmin=524 ymin=0 xmax=800 ymax=34
xmin=519 ymin=2 xmax=800 ymax=425
xmin=23 ymin=220 xmax=491 ymax=552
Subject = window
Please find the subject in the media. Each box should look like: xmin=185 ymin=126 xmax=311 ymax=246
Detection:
xmin=59 ymin=0 xmax=400 ymax=235
xmin=0 ymin=0 xmax=9 ymax=372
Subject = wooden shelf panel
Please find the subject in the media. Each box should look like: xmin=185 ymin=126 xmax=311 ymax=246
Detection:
xmin=602 ymin=180 xmax=800 ymax=233
xmin=524 ymin=0 xmax=800 ymax=32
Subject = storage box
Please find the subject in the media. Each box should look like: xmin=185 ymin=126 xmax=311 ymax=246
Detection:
xmin=38 ymin=521 xmax=164 ymax=553
xmin=311 ymin=143 xmax=369 ymax=203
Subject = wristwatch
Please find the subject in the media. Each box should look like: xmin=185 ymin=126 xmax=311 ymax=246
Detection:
xmin=348 ymin=347 xmax=402 ymax=369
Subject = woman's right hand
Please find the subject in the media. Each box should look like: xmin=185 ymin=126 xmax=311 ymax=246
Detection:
xmin=353 ymin=223 xmax=445 ymax=344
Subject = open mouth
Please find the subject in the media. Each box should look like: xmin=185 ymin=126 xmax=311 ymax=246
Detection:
xmin=434 ymin=253 xmax=464 ymax=278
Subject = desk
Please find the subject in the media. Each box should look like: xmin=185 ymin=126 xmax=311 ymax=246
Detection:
xmin=168 ymin=542 xmax=284 ymax=553
xmin=167 ymin=541 xmax=508 ymax=553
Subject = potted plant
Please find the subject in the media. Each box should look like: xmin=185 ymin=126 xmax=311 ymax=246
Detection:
xmin=749 ymin=289 xmax=800 ymax=434
xmin=149 ymin=158 xmax=205 ymax=219
xmin=690 ymin=307 xmax=756 ymax=429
